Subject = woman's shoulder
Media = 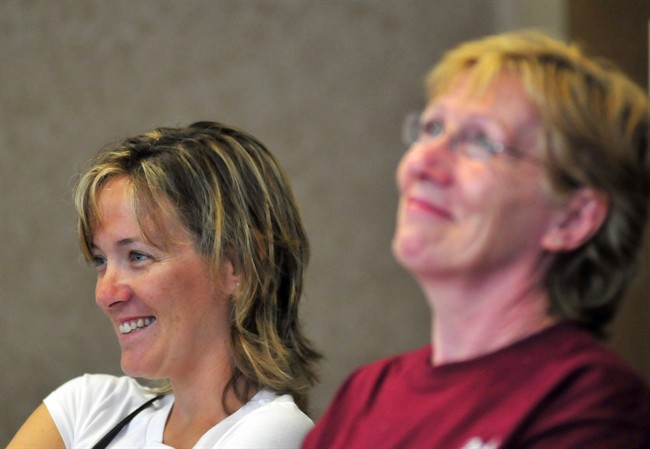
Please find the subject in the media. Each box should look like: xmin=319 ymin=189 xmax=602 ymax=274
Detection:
xmin=44 ymin=373 xmax=157 ymax=422
xmin=61 ymin=373 xmax=141 ymax=389
xmin=348 ymin=345 xmax=432 ymax=384
xmin=48 ymin=373 xmax=146 ymax=401
xmin=236 ymin=389 xmax=313 ymax=429
xmin=43 ymin=374 xmax=163 ymax=449
xmin=319 ymin=345 xmax=432 ymax=408
xmin=502 ymin=323 xmax=650 ymax=424
xmin=532 ymin=323 xmax=648 ymax=381
xmin=207 ymin=389 xmax=313 ymax=449
xmin=507 ymin=324 xmax=650 ymax=444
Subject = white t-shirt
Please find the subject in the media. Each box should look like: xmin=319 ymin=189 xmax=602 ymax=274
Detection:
xmin=44 ymin=374 xmax=313 ymax=448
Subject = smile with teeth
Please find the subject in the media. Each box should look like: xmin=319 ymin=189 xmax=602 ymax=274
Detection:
xmin=119 ymin=317 xmax=156 ymax=334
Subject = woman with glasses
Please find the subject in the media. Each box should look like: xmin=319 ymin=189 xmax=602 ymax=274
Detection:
xmin=302 ymin=30 xmax=650 ymax=449
xmin=9 ymin=121 xmax=321 ymax=449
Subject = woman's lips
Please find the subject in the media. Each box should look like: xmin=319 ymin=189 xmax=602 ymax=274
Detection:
xmin=118 ymin=317 xmax=156 ymax=334
xmin=405 ymin=197 xmax=453 ymax=220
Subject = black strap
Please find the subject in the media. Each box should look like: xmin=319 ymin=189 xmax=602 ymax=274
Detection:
xmin=91 ymin=394 xmax=164 ymax=449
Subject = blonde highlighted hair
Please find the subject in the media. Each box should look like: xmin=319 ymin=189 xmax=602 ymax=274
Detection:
xmin=75 ymin=121 xmax=320 ymax=411
xmin=426 ymin=30 xmax=649 ymax=336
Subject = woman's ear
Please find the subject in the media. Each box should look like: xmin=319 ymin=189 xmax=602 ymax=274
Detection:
xmin=221 ymin=258 xmax=241 ymax=295
xmin=542 ymin=188 xmax=609 ymax=252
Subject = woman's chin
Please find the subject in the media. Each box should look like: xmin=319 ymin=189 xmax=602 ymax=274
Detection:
xmin=120 ymin=359 xmax=154 ymax=378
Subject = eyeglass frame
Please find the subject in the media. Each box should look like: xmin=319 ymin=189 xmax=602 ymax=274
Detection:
xmin=402 ymin=111 xmax=544 ymax=165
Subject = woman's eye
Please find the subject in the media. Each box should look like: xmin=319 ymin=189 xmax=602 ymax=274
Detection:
xmin=91 ymin=255 xmax=106 ymax=269
xmin=130 ymin=251 xmax=150 ymax=263
xmin=463 ymin=129 xmax=493 ymax=148
xmin=422 ymin=119 xmax=444 ymax=137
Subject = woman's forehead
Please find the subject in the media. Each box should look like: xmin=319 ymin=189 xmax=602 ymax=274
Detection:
xmin=430 ymin=73 xmax=539 ymax=126
xmin=94 ymin=177 xmax=188 ymax=247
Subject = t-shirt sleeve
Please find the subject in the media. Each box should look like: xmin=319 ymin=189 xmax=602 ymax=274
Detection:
xmin=43 ymin=374 xmax=151 ymax=449
xmin=43 ymin=375 xmax=88 ymax=448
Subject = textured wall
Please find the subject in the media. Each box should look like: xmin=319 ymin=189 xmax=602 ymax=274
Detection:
xmin=1 ymin=1 xmax=646 ymax=446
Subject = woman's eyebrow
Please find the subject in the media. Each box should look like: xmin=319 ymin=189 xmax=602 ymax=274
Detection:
xmin=90 ymin=237 xmax=141 ymax=250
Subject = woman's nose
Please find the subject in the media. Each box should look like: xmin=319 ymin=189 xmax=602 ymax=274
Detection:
xmin=95 ymin=268 xmax=132 ymax=310
xmin=399 ymin=139 xmax=454 ymax=188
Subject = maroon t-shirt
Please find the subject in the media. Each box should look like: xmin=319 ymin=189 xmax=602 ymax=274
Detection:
xmin=303 ymin=323 xmax=650 ymax=449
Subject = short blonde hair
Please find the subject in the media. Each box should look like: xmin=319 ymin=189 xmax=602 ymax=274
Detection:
xmin=426 ymin=30 xmax=649 ymax=336
xmin=75 ymin=121 xmax=320 ymax=411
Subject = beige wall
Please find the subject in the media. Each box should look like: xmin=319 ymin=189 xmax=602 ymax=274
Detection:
xmin=1 ymin=1 xmax=647 ymax=445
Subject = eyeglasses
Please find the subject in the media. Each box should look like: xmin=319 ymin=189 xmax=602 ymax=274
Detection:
xmin=402 ymin=112 xmax=541 ymax=164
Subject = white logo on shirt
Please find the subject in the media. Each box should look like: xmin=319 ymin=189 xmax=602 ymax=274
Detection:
xmin=459 ymin=437 xmax=499 ymax=449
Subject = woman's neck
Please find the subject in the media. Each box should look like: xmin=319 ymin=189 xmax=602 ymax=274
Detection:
xmin=421 ymin=267 xmax=557 ymax=366
xmin=163 ymin=360 xmax=252 ymax=448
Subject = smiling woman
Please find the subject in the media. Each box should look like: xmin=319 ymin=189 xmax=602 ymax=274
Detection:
xmin=8 ymin=121 xmax=321 ymax=449
xmin=301 ymin=30 xmax=650 ymax=449
xmin=90 ymin=175 xmax=234 ymax=384
xmin=393 ymin=73 xmax=554 ymax=281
